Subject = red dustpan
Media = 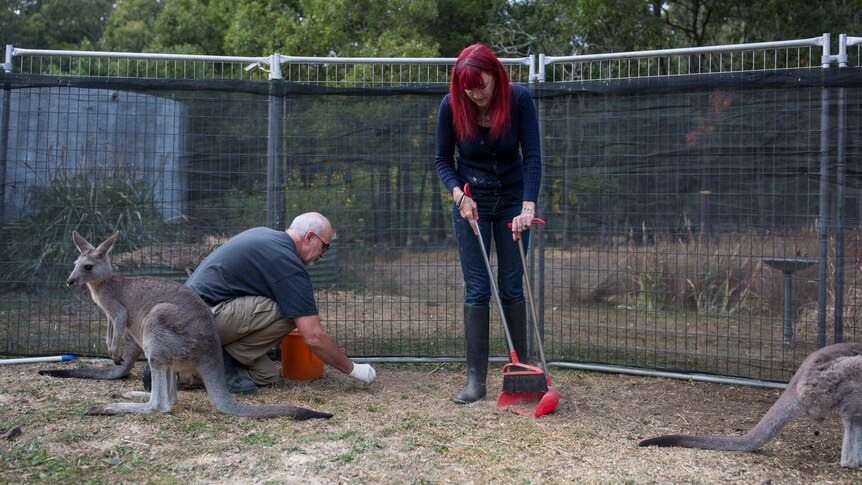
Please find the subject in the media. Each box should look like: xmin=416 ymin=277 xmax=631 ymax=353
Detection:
xmin=496 ymin=219 xmax=560 ymax=418
xmin=497 ymin=375 xmax=559 ymax=418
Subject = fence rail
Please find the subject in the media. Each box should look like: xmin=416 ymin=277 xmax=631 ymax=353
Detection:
xmin=3 ymin=45 xmax=534 ymax=85
xmin=843 ymin=34 xmax=862 ymax=67
xmin=540 ymin=35 xmax=830 ymax=82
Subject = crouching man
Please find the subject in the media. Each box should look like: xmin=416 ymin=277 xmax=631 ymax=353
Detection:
xmin=145 ymin=212 xmax=376 ymax=393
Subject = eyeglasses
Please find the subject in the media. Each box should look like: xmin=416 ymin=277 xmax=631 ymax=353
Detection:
xmin=310 ymin=233 xmax=330 ymax=252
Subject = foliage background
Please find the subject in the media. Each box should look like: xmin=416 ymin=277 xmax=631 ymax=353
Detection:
xmin=2 ymin=0 xmax=861 ymax=58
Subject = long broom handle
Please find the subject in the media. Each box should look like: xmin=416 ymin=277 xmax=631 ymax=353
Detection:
xmin=517 ymin=235 xmax=550 ymax=375
xmin=463 ymin=183 xmax=517 ymax=358
xmin=471 ymin=218 xmax=517 ymax=357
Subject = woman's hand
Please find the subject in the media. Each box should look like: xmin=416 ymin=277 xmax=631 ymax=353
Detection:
xmin=511 ymin=202 xmax=536 ymax=240
xmin=455 ymin=186 xmax=479 ymax=236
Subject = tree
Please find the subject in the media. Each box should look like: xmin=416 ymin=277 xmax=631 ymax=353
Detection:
xmin=1 ymin=0 xmax=113 ymax=49
xmin=285 ymin=0 xmax=440 ymax=57
xmin=659 ymin=0 xmax=862 ymax=47
xmin=489 ymin=0 xmax=668 ymax=57
xmin=150 ymin=0 xmax=229 ymax=54
xmin=223 ymin=0 xmax=302 ymax=56
xmin=134 ymin=0 xmax=447 ymax=58
xmin=432 ymin=0 xmax=505 ymax=57
xmin=660 ymin=0 xmax=742 ymax=47
xmin=100 ymin=0 xmax=163 ymax=52
xmin=0 ymin=0 xmax=42 ymax=48
xmin=734 ymin=0 xmax=862 ymax=43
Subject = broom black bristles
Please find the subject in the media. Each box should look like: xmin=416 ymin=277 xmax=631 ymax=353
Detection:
xmin=502 ymin=370 xmax=548 ymax=394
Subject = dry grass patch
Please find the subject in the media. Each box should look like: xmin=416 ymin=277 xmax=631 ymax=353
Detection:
xmin=0 ymin=360 xmax=859 ymax=484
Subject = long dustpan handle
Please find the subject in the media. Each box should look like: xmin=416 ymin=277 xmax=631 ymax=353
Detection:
xmin=464 ymin=184 xmax=518 ymax=359
xmin=515 ymin=233 xmax=550 ymax=375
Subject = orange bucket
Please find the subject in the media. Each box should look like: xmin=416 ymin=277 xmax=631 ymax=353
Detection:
xmin=281 ymin=329 xmax=323 ymax=380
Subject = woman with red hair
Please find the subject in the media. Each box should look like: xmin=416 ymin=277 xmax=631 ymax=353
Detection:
xmin=435 ymin=43 xmax=542 ymax=404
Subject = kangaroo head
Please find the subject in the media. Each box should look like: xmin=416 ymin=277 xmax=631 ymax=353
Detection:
xmin=67 ymin=231 xmax=119 ymax=287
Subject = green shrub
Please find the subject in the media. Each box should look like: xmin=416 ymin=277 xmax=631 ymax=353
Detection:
xmin=2 ymin=168 xmax=171 ymax=286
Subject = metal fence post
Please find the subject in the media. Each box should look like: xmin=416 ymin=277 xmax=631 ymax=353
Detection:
xmin=266 ymin=53 xmax=285 ymax=229
xmin=834 ymin=34 xmax=849 ymax=343
xmin=0 ymin=96 xmax=8 ymax=260
xmin=817 ymin=34 xmax=832 ymax=348
xmin=529 ymin=54 xmax=547 ymax=362
xmin=834 ymin=84 xmax=846 ymax=344
xmin=0 ymin=45 xmax=12 ymax=259
xmin=2 ymin=45 xmax=12 ymax=72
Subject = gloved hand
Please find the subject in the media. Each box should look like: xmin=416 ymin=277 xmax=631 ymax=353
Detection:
xmin=349 ymin=362 xmax=376 ymax=384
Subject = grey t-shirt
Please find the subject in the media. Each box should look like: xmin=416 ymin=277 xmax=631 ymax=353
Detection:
xmin=185 ymin=227 xmax=318 ymax=318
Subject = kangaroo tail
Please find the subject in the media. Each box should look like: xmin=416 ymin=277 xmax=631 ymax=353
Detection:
xmin=201 ymin=366 xmax=332 ymax=420
xmin=38 ymin=346 xmax=141 ymax=380
xmin=39 ymin=364 xmax=132 ymax=379
xmin=639 ymin=382 xmax=803 ymax=451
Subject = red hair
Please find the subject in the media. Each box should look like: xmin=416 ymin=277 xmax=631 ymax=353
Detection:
xmin=449 ymin=43 xmax=511 ymax=141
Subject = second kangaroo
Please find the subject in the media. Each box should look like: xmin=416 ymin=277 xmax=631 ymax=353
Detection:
xmin=640 ymin=342 xmax=862 ymax=469
xmin=58 ymin=231 xmax=331 ymax=420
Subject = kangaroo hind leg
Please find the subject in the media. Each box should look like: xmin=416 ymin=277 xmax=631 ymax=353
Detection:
xmin=841 ymin=415 xmax=862 ymax=469
xmin=87 ymin=364 xmax=175 ymax=415
xmin=122 ymin=369 xmax=177 ymax=405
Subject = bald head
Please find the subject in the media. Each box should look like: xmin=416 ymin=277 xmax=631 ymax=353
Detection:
xmin=287 ymin=212 xmax=333 ymax=266
xmin=288 ymin=212 xmax=331 ymax=236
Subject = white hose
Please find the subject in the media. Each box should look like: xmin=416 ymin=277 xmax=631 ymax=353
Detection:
xmin=0 ymin=355 xmax=77 ymax=365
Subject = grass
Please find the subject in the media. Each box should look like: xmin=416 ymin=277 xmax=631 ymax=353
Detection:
xmin=1 ymin=361 xmax=861 ymax=484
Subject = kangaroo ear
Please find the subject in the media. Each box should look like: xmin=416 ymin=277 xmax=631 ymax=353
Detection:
xmin=72 ymin=231 xmax=95 ymax=253
xmin=95 ymin=232 xmax=119 ymax=256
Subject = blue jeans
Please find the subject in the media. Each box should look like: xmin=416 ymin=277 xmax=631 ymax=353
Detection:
xmin=453 ymin=194 xmax=530 ymax=307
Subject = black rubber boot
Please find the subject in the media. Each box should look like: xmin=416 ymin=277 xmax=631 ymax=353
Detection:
xmin=503 ymin=301 xmax=529 ymax=363
xmin=454 ymin=304 xmax=490 ymax=404
xmin=222 ymin=349 xmax=258 ymax=395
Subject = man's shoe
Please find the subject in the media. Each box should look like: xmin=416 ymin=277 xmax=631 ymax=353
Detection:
xmin=267 ymin=345 xmax=281 ymax=361
xmin=222 ymin=349 xmax=258 ymax=395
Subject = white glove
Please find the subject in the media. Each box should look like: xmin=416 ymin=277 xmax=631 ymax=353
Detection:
xmin=349 ymin=363 xmax=376 ymax=384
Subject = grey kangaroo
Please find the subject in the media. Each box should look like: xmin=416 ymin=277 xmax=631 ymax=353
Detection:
xmin=639 ymin=342 xmax=862 ymax=469
xmin=48 ymin=231 xmax=331 ymax=420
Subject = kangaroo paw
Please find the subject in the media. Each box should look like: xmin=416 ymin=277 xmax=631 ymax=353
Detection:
xmin=296 ymin=408 xmax=334 ymax=420
xmin=87 ymin=402 xmax=164 ymax=415
xmin=122 ymin=391 xmax=151 ymax=401
xmin=86 ymin=405 xmax=117 ymax=415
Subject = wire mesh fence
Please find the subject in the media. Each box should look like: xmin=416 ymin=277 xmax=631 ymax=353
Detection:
xmin=537 ymin=76 xmax=851 ymax=381
xmin=1 ymin=36 xmax=860 ymax=384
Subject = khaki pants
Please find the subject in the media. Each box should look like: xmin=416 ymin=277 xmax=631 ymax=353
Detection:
xmin=212 ymin=296 xmax=296 ymax=385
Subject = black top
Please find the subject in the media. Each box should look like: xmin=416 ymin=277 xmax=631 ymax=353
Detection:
xmin=435 ymin=83 xmax=542 ymax=201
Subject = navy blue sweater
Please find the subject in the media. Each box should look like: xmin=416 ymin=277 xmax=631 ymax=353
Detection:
xmin=435 ymin=83 xmax=542 ymax=202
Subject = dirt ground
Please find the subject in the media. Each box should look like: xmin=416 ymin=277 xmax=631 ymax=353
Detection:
xmin=0 ymin=360 xmax=859 ymax=484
